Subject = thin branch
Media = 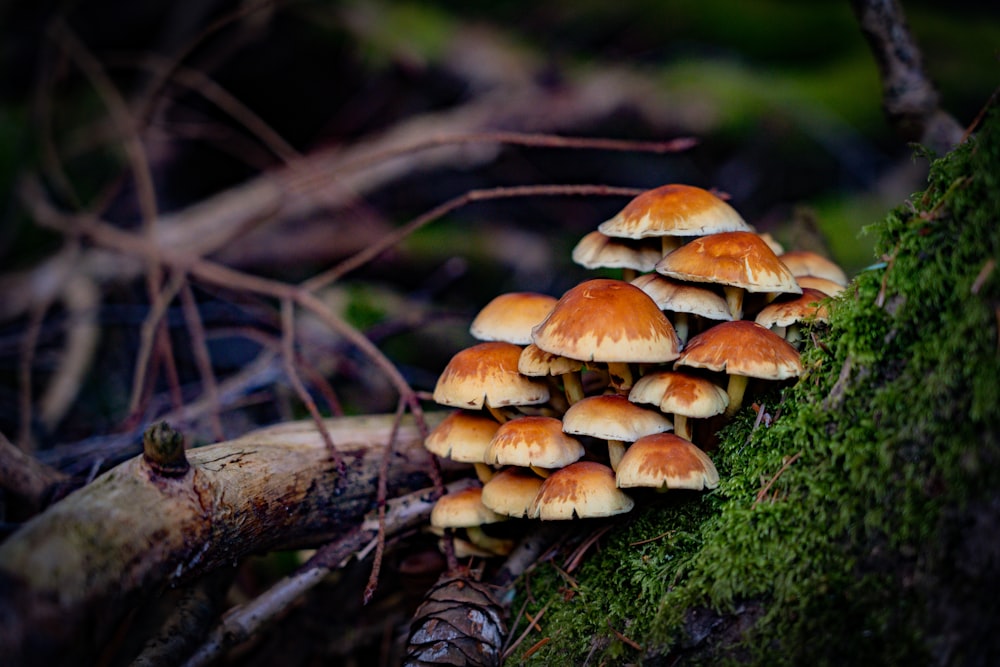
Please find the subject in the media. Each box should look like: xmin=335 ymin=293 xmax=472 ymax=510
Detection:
xmin=179 ymin=282 xmax=224 ymax=442
xmin=128 ymin=269 xmax=188 ymax=417
xmin=364 ymin=398 xmax=408 ymax=603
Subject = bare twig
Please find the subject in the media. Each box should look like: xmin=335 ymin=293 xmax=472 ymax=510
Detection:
xmin=753 ymin=451 xmax=802 ymax=508
xmin=178 ymin=283 xmax=224 ymax=442
xmin=0 ymin=431 xmax=69 ymax=510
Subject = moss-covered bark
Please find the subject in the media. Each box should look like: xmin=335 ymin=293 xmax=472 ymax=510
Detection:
xmin=506 ymin=110 xmax=1000 ymax=665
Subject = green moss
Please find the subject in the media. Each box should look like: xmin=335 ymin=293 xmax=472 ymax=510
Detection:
xmin=507 ymin=110 xmax=1000 ymax=664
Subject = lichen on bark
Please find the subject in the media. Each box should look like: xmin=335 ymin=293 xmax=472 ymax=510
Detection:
xmin=506 ymin=109 xmax=1000 ymax=665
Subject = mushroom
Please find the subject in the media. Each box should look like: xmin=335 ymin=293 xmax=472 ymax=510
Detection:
xmin=480 ymin=467 xmax=545 ymax=518
xmin=469 ymin=292 xmax=558 ymax=345
xmin=528 ymin=461 xmax=634 ymax=520
xmin=430 ymin=485 xmax=514 ymax=556
xmin=674 ymin=320 xmax=803 ymax=417
xmin=433 ymin=341 xmax=550 ymax=423
xmin=778 ymin=250 xmax=848 ymax=286
xmin=531 ymin=278 xmax=681 ymax=392
xmin=628 ymin=370 xmax=728 ymax=441
xmin=424 ymin=410 xmax=501 ymax=483
xmin=597 ymin=183 xmax=752 ymax=255
xmin=754 ymin=287 xmax=831 ymax=345
xmin=630 ymin=273 xmax=732 ymax=344
xmin=655 ymin=230 xmax=801 ymax=320
xmin=796 ymin=275 xmax=845 ymax=297
xmin=571 ymin=230 xmax=663 ymax=281
xmin=518 ymin=342 xmax=585 ymax=406
xmin=483 ymin=415 xmax=585 ymax=478
xmin=562 ymin=394 xmax=672 ymax=471
xmin=615 ymin=433 xmax=719 ymax=492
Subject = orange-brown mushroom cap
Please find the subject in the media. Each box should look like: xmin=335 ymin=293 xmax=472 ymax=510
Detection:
xmin=615 ymin=433 xmax=719 ymax=491
xmin=629 ymin=371 xmax=729 ymax=419
xmin=562 ymin=394 xmax=672 ymax=442
xmin=778 ymin=250 xmax=848 ymax=286
xmin=433 ymin=342 xmax=550 ymax=409
xmin=424 ymin=410 xmax=500 ymax=462
xmin=469 ymin=292 xmax=558 ymax=345
xmin=484 ymin=416 xmax=585 ymax=469
xmin=571 ymin=230 xmax=663 ymax=272
xmin=531 ymin=279 xmax=680 ymax=364
xmin=630 ymin=274 xmax=732 ymax=322
xmin=430 ymin=486 xmax=507 ymax=528
xmin=675 ymin=320 xmax=802 ymax=380
xmin=481 ymin=467 xmax=545 ymax=518
xmin=529 ymin=461 xmax=634 ymax=519
xmin=597 ymin=184 xmax=751 ymax=239
xmin=755 ymin=287 xmax=831 ymax=330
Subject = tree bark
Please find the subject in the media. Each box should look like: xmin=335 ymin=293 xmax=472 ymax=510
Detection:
xmin=0 ymin=412 xmax=451 ymax=666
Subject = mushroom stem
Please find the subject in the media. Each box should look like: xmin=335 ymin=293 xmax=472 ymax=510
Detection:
xmin=607 ymin=362 xmax=634 ymax=393
xmin=785 ymin=323 xmax=802 ymax=346
xmin=562 ymin=372 xmax=585 ymax=405
xmin=661 ymin=236 xmax=681 ymax=256
xmin=486 ymin=405 xmax=509 ymax=424
xmin=724 ymin=374 xmax=750 ymax=417
xmin=673 ymin=312 xmax=690 ymax=345
xmin=473 ymin=462 xmax=495 ymax=484
xmin=465 ymin=525 xmax=514 ymax=556
xmin=621 ymin=268 xmax=638 ymax=282
xmin=673 ymin=414 xmax=692 ymax=441
xmin=723 ymin=285 xmax=745 ymax=320
xmin=530 ymin=465 xmax=553 ymax=479
xmin=607 ymin=440 xmax=626 ymax=472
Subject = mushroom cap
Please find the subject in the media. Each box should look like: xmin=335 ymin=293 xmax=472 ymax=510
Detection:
xmin=597 ymin=184 xmax=751 ymax=239
xmin=481 ymin=467 xmax=545 ymax=518
xmin=754 ymin=288 xmax=831 ymax=330
xmin=629 ymin=371 xmax=729 ymax=418
xmin=517 ymin=343 xmax=584 ymax=377
xmin=630 ymin=274 xmax=733 ymax=321
xmin=484 ymin=416 xmax=585 ymax=468
xmin=433 ymin=342 xmax=550 ymax=409
xmin=615 ymin=433 xmax=719 ymax=491
xmin=562 ymin=394 xmax=672 ymax=441
xmin=796 ymin=275 xmax=845 ymax=297
xmin=529 ymin=461 xmax=634 ymax=519
xmin=571 ymin=230 xmax=663 ymax=271
xmin=656 ymin=231 xmax=802 ymax=295
xmin=469 ymin=292 xmax=558 ymax=345
xmin=531 ymin=279 xmax=681 ymax=364
xmin=430 ymin=486 xmax=507 ymax=528
xmin=778 ymin=250 xmax=848 ymax=286
xmin=675 ymin=320 xmax=803 ymax=380
xmin=424 ymin=410 xmax=500 ymax=462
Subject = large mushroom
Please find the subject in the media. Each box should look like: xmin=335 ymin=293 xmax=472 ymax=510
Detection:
xmin=615 ymin=433 xmax=719 ymax=492
xmin=433 ymin=341 xmax=549 ymax=423
xmin=531 ymin=278 xmax=681 ymax=392
xmin=655 ymin=230 xmax=801 ymax=320
xmin=674 ymin=320 xmax=802 ymax=417
xmin=597 ymin=184 xmax=752 ymax=255
xmin=528 ymin=461 xmax=634 ymax=520
xmin=562 ymin=393 xmax=672 ymax=471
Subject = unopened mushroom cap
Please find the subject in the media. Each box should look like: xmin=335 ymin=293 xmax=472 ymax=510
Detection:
xmin=481 ymin=467 xmax=545 ymax=518
xmin=562 ymin=394 xmax=672 ymax=441
xmin=531 ymin=279 xmax=681 ymax=364
xmin=796 ymin=275 xmax=845 ymax=297
xmin=629 ymin=371 xmax=729 ymax=418
xmin=656 ymin=231 xmax=802 ymax=295
xmin=529 ymin=461 xmax=634 ymax=519
xmin=484 ymin=416 xmax=585 ymax=468
xmin=675 ymin=320 xmax=803 ymax=380
xmin=754 ymin=288 xmax=831 ymax=330
xmin=615 ymin=433 xmax=719 ymax=491
xmin=630 ymin=273 xmax=733 ymax=321
xmin=778 ymin=250 xmax=848 ymax=286
xmin=424 ymin=410 xmax=500 ymax=462
xmin=469 ymin=292 xmax=558 ymax=345
xmin=571 ymin=230 xmax=663 ymax=271
xmin=430 ymin=486 xmax=507 ymax=528
xmin=517 ymin=343 xmax=584 ymax=377
xmin=597 ymin=184 xmax=751 ymax=239
xmin=433 ymin=341 xmax=550 ymax=409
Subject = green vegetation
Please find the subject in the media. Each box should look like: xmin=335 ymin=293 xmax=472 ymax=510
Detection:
xmin=507 ymin=109 xmax=1000 ymax=665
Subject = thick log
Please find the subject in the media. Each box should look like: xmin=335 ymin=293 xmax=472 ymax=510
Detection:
xmin=0 ymin=412 xmax=451 ymax=666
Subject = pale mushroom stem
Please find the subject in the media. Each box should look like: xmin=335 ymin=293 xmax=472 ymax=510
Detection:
xmin=621 ymin=268 xmax=638 ymax=282
xmin=544 ymin=378 xmax=570 ymax=414
xmin=661 ymin=236 xmax=681 ymax=256
xmin=474 ymin=462 xmax=495 ymax=484
xmin=607 ymin=362 xmax=634 ymax=393
xmin=673 ymin=312 xmax=690 ymax=345
xmin=465 ymin=525 xmax=513 ymax=556
xmin=561 ymin=371 xmax=586 ymax=405
xmin=785 ymin=324 xmax=802 ymax=346
xmin=530 ymin=465 xmax=553 ymax=478
xmin=723 ymin=285 xmax=745 ymax=320
xmin=486 ymin=405 xmax=509 ymax=424
xmin=724 ymin=374 xmax=750 ymax=417
xmin=608 ymin=440 xmax=626 ymax=472
xmin=673 ymin=414 xmax=692 ymax=441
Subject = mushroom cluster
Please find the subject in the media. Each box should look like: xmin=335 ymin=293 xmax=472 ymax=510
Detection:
xmin=424 ymin=183 xmax=844 ymax=541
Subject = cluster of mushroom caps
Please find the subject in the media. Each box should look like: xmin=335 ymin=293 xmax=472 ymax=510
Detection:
xmin=425 ymin=184 xmax=847 ymax=557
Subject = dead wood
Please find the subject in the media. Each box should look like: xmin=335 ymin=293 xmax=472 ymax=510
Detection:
xmin=0 ymin=411 xmax=452 ymax=666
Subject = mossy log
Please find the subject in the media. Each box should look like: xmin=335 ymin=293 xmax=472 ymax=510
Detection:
xmin=0 ymin=412 xmax=449 ymax=666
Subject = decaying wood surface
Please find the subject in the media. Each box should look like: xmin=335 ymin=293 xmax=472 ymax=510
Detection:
xmin=0 ymin=412 xmax=452 ymax=666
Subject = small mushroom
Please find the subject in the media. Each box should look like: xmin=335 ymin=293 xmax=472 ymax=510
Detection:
xmin=424 ymin=410 xmax=501 ymax=483
xmin=481 ymin=467 xmax=545 ymax=518
xmin=630 ymin=273 xmax=732 ymax=344
xmin=778 ymin=250 xmax=848 ymax=286
xmin=518 ymin=342 xmax=585 ymax=406
xmin=796 ymin=275 xmax=845 ymax=297
xmin=528 ymin=461 xmax=634 ymax=520
xmin=483 ymin=416 xmax=585 ymax=477
xmin=754 ymin=287 xmax=831 ymax=345
xmin=628 ymin=371 xmax=728 ymax=441
xmin=615 ymin=433 xmax=719 ymax=491
xmin=469 ymin=292 xmax=558 ymax=345
xmin=562 ymin=394 xmax=672 ymax=471
xmin=571 ymin=230 xmax=663 ymax=281
xmin=430 ymin=486 xmax=513 ymax=556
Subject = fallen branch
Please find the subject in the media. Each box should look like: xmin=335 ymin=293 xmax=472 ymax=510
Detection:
xmin=0 ymin=411 xmax=452 ymax=666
